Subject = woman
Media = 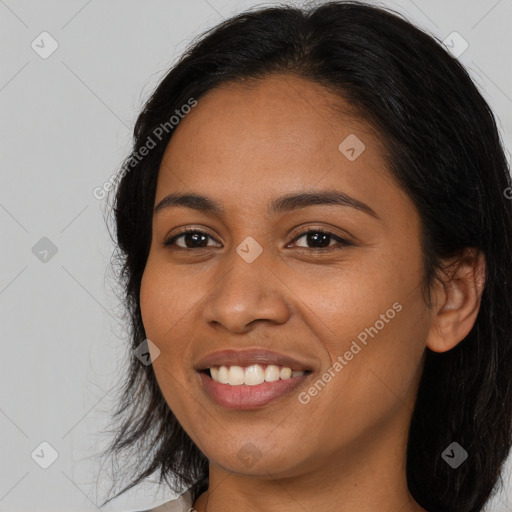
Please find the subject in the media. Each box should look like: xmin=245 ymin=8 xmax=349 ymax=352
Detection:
xmin=99 ymin=1 xmax=512 ymax=511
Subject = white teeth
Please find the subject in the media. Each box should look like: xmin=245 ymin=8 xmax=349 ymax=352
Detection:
xmin=217 ymin=365 xmax=229 ymax=384
xmin=264 ymin=364 xmax=280 ymax=382
xmin=279 ymin=367 xmax=292 ymax=380
xmin=209 ymin=364 xmax=306 ymax=385
xmin=228 ymin=366 xmax=245 ymax=385
xmin=244 ymin=364 xmax=265 ymax=385
xmin=210 ymin=366 xmax=229 ymax=384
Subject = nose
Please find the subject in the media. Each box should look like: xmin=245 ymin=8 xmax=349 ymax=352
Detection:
xmin=201 ymin=248 xmax=290 ymax=333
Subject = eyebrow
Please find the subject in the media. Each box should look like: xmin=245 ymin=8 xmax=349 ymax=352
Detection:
xmin=154 ymin=190 xmax=380 ymax=220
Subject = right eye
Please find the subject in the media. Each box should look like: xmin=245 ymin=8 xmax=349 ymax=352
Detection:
xmin=163 ymin=228 xmax=221 ymax=249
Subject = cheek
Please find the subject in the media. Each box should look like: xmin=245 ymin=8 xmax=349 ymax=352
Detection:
xmin=140 ymin=260 xmax=184 ymax=345
xmin=292 ymin=248 xmax=423 ymax=342
xmin=140 ymin=257 xmax=207 ymax=374
xmin=299 ymin=284 xmax=428 ymax=447
xmin=292 ymin=243 xmax=428 ymax=397
xmin=139 ymin=264 xmax=162 ymax=337
xmin=139 ymin=261 xmax=197 ymax=415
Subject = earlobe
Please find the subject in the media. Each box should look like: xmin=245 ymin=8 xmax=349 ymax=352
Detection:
xmin=425 ymin=248 xmax=486 ymax=354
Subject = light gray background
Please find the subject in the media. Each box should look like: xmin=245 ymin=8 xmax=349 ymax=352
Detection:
xmin=1 ymin=0 xmax=511 ymax=510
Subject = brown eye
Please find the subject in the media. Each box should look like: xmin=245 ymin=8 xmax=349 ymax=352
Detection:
xmin=288 ymin=229 xmax=352 ymax=252
xmin=164 ymin=229 xmax=220 ymax=249
xmin=163 ymin=228 xmax=352 ymax=252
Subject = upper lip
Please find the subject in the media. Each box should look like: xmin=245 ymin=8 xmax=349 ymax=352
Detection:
xmin=195 ymin=349 xmax=314 ymax=372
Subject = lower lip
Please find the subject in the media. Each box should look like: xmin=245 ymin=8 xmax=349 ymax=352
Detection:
xmin=198 ymin=371 xmax=311 ymax=409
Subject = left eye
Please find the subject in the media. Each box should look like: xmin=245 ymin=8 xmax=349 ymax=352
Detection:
xmin=163 ymin=229 xmax=352 ymax=251
xmin=287 ymin=230 xmax=352 ymax=251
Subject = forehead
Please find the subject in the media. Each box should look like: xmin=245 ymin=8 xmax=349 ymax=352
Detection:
xmin=155 ymin=74 xmax=405 ymax=223
xmin=167 ymin=74 xmax=371 ymax=153
xmin=162 ymin=75 xmax=382 ymax=174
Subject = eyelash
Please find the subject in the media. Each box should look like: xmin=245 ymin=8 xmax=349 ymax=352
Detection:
xmin=163 ymin=227 xmax=353 ymax=253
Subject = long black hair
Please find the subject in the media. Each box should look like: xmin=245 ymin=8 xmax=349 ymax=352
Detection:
xmin=99 ymin=2 xmax=512 ymax=511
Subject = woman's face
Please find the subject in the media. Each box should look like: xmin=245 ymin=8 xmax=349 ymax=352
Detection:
xmin=140 ymin=74 xmax=432 ymax=479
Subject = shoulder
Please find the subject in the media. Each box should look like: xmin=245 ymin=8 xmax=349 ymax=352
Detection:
xmin=137 ymin=490 xmax=194 ymax=512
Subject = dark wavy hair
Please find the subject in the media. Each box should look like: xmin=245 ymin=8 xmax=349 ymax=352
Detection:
xmin=98 ymin=1 xmax=512 ymax=511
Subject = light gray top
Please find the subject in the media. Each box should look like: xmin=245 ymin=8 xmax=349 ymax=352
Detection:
xmin=139 ymin=490 xmax=194 ymax=512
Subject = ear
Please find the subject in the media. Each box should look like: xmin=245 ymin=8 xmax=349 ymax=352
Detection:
xmin=426 ymin=248 xmax=486 ymax=353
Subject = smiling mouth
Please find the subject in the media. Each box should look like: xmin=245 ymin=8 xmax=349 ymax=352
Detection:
xmin=198 ymin=364 xmax=313 ymax=409
xmin=200 ymin=363 xmax=312 ymax=386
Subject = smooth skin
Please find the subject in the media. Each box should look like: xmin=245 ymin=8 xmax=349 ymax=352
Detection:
xmin=139 ymin=74 xmax=486 ymax=512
